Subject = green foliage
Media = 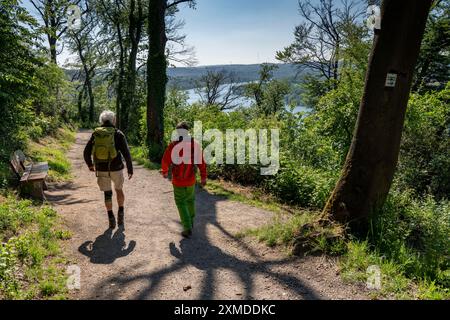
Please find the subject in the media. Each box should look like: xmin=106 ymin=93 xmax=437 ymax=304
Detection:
xmin=398 ymin=83 xmax=450 ymax=199
xmin=130 ymin=146 xmax=161 ymax=170
xmin=247 ymin=213 xmax=316 ymax=248
xmin=370 ymin=190 xmax=450 ymax=288
xmin=0 ymin=195 xmax=70 ymax=299
xmin=264 ymin=163 xmax=337 ymax=209
xmin=0 ymin=0 xmax=77 ymax=183
xmin=413 ymin=0 xmax=450 ymax=92
xmin=28 ymin=128 xmax=76 ymax=182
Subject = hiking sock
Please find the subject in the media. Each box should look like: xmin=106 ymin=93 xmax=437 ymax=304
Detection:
xmin=108 ymin=210 xmax=116 ymax=229
xmin=181 ymin=229 xmax=192 ymax=238
xmin=118 ymin=207 xmax=124 ymax=226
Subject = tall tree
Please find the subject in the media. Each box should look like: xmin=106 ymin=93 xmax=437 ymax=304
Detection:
xmin=412 ymin=0 xmax=449 ymax=92
xmin=30 ymin=0 xmax=79 ymax=64
xmin=146 ymin=0 xmax=195 ymax=161
xmin=66 ymin=0 xmax=98 ymax=123
xmin=195 ymin=70 xmax=240 ymax=111
xmin=245 ymin=64 xmax=278 ymax=107
xmin=276 ymin=0 xmax=365 ymax=88
xmin=322 ymin=0 xmax=433 ymax=230
xmin=120 ymin=0 xmax=145 ymax=133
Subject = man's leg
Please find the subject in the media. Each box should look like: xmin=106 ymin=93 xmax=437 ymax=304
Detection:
xmin=97 ymin=172 xmax=115 ymax=229
xmin=111 ymin=170 xmax=125 ymax=226
xmin=116 ymin=189 xmax=125 ymax=226
xmin=104 ymin=190 xmax=116 ymax=229
xmin=173 ymin=186 xmax=193 ymax=235
xmin=185 ymin=185 xmax=196 ymax=229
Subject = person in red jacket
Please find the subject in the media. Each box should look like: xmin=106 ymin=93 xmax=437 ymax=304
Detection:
xmin=161 ymin=122 xmax=207 ymax=238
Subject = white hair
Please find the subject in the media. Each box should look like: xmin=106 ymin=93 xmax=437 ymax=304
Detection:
xmin=99 ymin=110 xmax=116 ymax=125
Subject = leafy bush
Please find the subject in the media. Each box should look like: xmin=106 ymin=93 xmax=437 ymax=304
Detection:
xmin=369 ymin=190 xmax=450 ymax=288
xmin=264 ymin=162 xmax=337 ymax=208
xmin=398 ymin=83 xmax=450 ymax=199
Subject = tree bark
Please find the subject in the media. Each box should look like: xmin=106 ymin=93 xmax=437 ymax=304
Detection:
xmin=121 ymin=0 xmax=144 ymax=134
xmin=115 ymin=21 xmax=126 ymax=130
xmin=322 ymin=0 xmax=432 ymax=230
xmin=146 ymin=0 xmax=168 ymax=161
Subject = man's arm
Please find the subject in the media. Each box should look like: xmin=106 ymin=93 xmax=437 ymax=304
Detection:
xmin=161 ymin=143 xmax=174 ymax=178
xmin=83 ymin=135 xmax=95 ymax=170
xmin=116 ymin=131 xmax=133 ymax=176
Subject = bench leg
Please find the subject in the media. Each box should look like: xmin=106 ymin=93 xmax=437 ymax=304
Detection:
xmin=31 ymin=181 xmax=45 ymax=201
xmin=21 ymin=181 xmax=45 ymax=201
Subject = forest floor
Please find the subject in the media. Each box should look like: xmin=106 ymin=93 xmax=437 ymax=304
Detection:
xmin=47 ymin=130 xmax=369 ymax=300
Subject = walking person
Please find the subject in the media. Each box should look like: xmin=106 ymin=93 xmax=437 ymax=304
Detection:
xmin=84 ymin=110 xmax=133 ymax=229
xmin=161 ymin=122 xmax=207 ymax=238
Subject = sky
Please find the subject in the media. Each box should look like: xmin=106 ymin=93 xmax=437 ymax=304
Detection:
xmin=176 ymin=0 xmax=301 ymax=66
xmin=23 ymin=0 xmax=303 ymax=67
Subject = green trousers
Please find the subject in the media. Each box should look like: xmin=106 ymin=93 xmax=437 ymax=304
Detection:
xmin=173 ymin=185 xmax=196 ymax=231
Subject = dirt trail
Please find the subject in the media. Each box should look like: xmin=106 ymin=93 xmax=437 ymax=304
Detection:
xmin=47 ymin=130 xmax=368 ymax=300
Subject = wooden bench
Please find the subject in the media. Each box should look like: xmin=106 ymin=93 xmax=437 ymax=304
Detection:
xmin=9 ymin=150 xmax=49 ymax=200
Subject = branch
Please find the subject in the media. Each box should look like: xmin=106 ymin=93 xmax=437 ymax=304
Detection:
xmin=166 ymin=0 xmax=192 ymax=9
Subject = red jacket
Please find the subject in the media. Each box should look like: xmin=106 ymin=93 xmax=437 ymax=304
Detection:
xmin=161 ymin=138 xmax=207 ymax=187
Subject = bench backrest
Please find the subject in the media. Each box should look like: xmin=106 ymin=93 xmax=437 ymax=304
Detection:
xmin=15 ymin=150 xmax=26 ymax=166
xmin=10 ymin=151 xmax=24 ymax=179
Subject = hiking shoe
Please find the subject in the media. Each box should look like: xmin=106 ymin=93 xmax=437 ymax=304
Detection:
xmin=108 ymin=212 xmax=116 ymax=229
xmin=181 ymin=230 xmax=192 ymax=238
xmin=118 ymin=210 xmax=124 ymax=226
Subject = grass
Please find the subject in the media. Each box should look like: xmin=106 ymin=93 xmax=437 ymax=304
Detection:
xmin=130 ymin=146 xmax=161 ymax=170
xmin=0 ymin=126 xmax=76 ymax=299
xmin=0 ymin=195 xmax=72 ymax=299
xmin=203 ymin=179 xmax=449 ymax=300
xmin=205 ymin=179 xmax=296 ymax=214
xmin=28 ymin=127 xmax=76 ymax=182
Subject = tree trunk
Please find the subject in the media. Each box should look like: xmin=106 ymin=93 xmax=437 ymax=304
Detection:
xmin=86 ymin=77 xmax=95 ymax=122
xmin=49 ymin=36 xmax=57 ymax=64
xmin=146 ymin=0 xmax=167 ymax=162
xmin=75 ymin=35 xmax=95 ymax=123
xmin=322 ymin=0 xmax=432 ymax=230
xmin=115 ymin=23 xmax=126 ymax=130
xmin=77 ymin=85 xmax=86 ymax=123
xmin=121 ymin=0 xmax=144 ymax=135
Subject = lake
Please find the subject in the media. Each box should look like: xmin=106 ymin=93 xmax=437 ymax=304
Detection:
xmin=184 ymin=83 xmax=309 ymax=114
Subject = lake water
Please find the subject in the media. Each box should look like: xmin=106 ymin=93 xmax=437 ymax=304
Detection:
xmin=184 ymin=84 xmax=309 ymax=114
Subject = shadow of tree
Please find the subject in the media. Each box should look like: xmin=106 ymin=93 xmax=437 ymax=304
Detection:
xmin=91 ymin=187 xmax=320 ymax=300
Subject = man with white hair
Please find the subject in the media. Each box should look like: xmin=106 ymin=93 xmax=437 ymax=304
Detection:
xmin=83 ymin=110 xmax=133 ymax=229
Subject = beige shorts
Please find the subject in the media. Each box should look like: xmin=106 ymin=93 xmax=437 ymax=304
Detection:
xmin=96 ymin=170 xmax=125 ymax=192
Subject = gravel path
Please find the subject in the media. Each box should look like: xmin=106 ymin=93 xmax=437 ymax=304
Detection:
xmin=47 ymin=130 xmax=369 ymax=300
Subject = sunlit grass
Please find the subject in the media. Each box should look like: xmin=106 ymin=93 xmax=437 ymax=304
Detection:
xmin=28 ymin=127 xmax=75 ymax=182
xmin=0 ymin=195 xmax=72 ymax=299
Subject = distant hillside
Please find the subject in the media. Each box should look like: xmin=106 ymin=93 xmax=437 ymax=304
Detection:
xmin=64 ymin=63 xmax=307 ymax=91
xmin=167 ymin=63 xmax=305 ymax=90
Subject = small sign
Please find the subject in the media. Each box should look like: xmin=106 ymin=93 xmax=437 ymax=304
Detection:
xmin=367 ymin=5 xmax=381 ymax=30
xmin=385 ymin=73 xmax=397 ymax=88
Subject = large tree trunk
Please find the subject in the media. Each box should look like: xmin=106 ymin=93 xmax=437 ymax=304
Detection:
xmin=322 ymin=0 xmax=432 ymax=230
xmin=115 ymin=23 xmax=126 ymax=130
xmin=121 ymin=0 xmax=144 ymax=135
xmin=146 ymin=0 xmax=167 ymax=162
xmin=75 ymin=35 xmax=95 ymax=123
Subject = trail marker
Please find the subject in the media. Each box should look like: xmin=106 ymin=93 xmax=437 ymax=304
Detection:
xmin=385 ymin=73 xmax=398 ymax=88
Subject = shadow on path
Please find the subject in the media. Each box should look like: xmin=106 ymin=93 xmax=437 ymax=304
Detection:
xmin=92 ymin=187 xmax=320 ymax=300
xmin=79 ymin=227 xmax=137 ymax=264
